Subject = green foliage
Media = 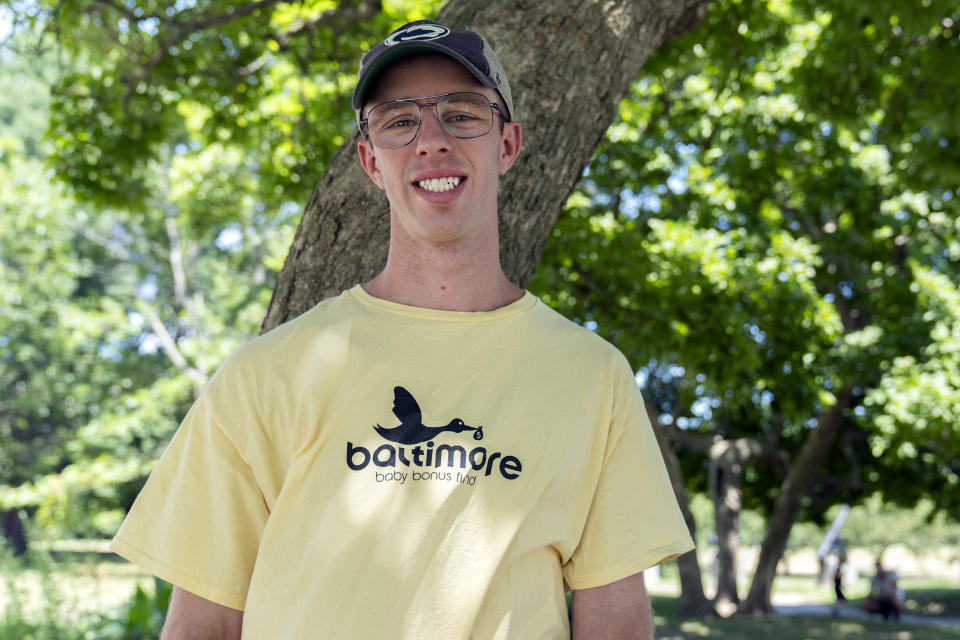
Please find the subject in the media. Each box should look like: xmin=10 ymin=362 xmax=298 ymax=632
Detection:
xmin=864 ymin=266 xmax=960 ymax=511
xmin=0 ymin=23 xmax=50 ymax=161
xmin=0 ymin=11 xmax=273 ymax=542
xmin=95 ymin=578 xmax=171 ymax=640
xmin=0 ymin=127 xmax=155 ymax=525
xmin=834 ymin=494 xmax=960 ymax=555
xmin=0 ymin=549 xmax=75 ymax=640
xmin=531 ymin=0 xmax=960 ymax=522
xmin=0 ymin=547 xmax=170 ymax=639
xmin=0 ymin=47 xmax=184 ymax=538
xmin=1 ymin=377 xmax=191 ymax=536
xmin=691 ymin=492 xmax=960 ymax=557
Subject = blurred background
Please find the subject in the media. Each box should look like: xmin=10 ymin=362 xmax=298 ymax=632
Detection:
xmin=1 ymin=0 xmax=958 ymax=638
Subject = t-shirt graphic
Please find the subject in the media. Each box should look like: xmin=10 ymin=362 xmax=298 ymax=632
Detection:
xmin=374 ymin=385 xmax=484 ymax=444
xmin=347 ymin=385 xmax=522 ymax=481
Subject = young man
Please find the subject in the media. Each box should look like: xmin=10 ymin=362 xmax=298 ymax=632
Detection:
xmin=110 ymin=20 xmax=693 ymax=639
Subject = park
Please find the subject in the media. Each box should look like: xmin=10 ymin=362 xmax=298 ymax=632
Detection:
xmin=1 ymin=0 xmax=958 ymax=637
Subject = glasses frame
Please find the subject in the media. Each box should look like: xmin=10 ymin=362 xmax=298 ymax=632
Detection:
xmin=358 ymin=91 xmax=510 ymax=149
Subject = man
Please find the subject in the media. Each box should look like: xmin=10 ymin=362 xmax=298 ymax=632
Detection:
xmin=110 ymin=20 xmax=693 ymax=639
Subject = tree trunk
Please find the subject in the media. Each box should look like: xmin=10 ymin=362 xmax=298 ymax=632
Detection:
xmin=648 ymin=401 xmax=715 ymax=617
xmin=1 ymin=509 xmax=27 ymax=556
xmin=261 ymin=0 xmax=711 ymax=332
xmin=710 ymin=441 xmax=742 ymax=612
xmin=740 ymin=391 xmax=853 ymax=614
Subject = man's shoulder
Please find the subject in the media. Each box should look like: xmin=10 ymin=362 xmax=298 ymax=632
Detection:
xmin=216 ymin=289 xmax=356 ymax=374
xmin=524 ymin=296 xmax=631 ymax=368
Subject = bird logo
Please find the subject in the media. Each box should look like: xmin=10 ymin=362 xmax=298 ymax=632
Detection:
xmin=374 ymin=386 xmax=483 ymax=445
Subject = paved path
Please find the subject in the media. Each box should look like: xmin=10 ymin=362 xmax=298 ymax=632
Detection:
xmin=774 ymin=603 xmax=960 ymax=630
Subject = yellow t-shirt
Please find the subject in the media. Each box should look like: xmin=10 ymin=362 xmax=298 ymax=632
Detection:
xmin=110 ymin=286 xmax=693 ymax=638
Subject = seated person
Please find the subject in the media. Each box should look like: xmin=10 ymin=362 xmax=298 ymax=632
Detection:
xmin=863 ymin=560 xmax=903 ymax=621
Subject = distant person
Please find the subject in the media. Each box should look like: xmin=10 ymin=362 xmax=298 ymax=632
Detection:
xmin=865 ymin=559 xmax=902 ymax=621
xmin=831 ymin=559 xmax=847 ymax=616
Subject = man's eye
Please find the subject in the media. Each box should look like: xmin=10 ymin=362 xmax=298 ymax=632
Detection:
xmin=383 ymin=117 xmax=417 ymax=129
xmin=445 ymin=112 xmax=479 ymax=123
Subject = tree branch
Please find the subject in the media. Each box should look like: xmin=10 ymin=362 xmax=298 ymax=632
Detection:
xmin=93 ymin=0 xmax=166 ymax=27
xmin=272 ymin=0 xmax=381 ymax=50
xmin=143 ymin=307 xmax=206 ymax=389
xmin=660 ymin=423 xmax=715 ymax=454
xmin=241 ymin=0 xmax=382 ymax=75
xmin=808 ymin=428 xmax=863 ymax=513
xmin=163 ymin=209 xmax=195 ymax=318
xmin=663 ymin=1 xmax=711 ymax=41
xmin=117 ymin=0 xmax=287 ymax=109
xmin=66 ymin=219 xmax=169 ymax=262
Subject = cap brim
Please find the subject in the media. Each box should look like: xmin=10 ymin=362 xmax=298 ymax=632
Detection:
xmin=352 ymin=43 xmax=498 ymax=111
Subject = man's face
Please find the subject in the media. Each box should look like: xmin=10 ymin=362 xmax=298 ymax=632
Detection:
xmin=357 ymin=54 xmax=522 ymax=247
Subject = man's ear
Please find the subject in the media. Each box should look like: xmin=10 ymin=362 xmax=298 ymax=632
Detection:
xmin=498 ymin=121 xmax=523 ymax=175
xmin=357 ymin=139 xmax=385 ymax=190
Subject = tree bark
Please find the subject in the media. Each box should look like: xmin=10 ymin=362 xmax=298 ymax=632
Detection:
xmin=707 ymin=437 xmax=789 ymax=613
xmin=740 ymin=390 xmax=854 ymax=614
xmin=648 ymin=401 xmax=715 ymax=617
xmin=710 ymin=441 xmax=742 ymax=611
xmin=261 ymin=0 xmax=711 ymax=332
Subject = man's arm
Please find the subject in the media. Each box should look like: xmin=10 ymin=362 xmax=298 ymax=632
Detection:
xmin=161 ymin=587 xmax=243 ymax=640
xmin=571 ymin=571 xmax=653 ymax=640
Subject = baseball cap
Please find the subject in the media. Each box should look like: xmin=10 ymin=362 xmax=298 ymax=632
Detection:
xmin=352 ymin=20 xmax=514 ymax=121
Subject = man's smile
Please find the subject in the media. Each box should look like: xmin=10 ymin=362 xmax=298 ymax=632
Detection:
xmin=417 ymin=176 xmax=462 ymax=192
xmin=410 ymin=169 xmax=468 ymax=202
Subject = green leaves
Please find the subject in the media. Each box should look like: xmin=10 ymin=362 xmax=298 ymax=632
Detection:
xmin=49 ymin=68 xmax=183 ymax=209
xmin=532 ymin=0 xmax=960 ymax=520
xmin=864 ymin=265 xmax=960 ymax=510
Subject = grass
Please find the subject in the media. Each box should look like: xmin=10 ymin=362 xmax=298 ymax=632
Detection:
xmin=902 ymin=586 xmax=960 ymax=618
xmin=645 ymin=574 xmax=960 ymax=639
xmin=768 ymin=576 xmax=960 ymax=615
xmin=651 ymin=595 xmax=960 ymax=640
xmin=842 ymin=580 xmax=960 ymax=618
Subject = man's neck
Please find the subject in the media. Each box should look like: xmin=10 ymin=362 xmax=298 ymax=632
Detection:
xmin=363 ymin=236 xmax=524 ymax=313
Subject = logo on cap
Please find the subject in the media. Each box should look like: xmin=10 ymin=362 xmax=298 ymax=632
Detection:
xmin=385 ymin=23 xmax=450 ymax=46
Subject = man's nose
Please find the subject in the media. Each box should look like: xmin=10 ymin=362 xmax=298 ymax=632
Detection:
xmin=414 ymin=107 xmax=451 ymax=155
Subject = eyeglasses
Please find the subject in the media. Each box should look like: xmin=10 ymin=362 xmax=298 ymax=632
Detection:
xmin=359 ymin=91 xmax=509 ymax=149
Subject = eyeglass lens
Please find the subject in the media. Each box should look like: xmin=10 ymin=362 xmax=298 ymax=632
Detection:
xmin=366 ymin=92 xmax=495 ymax=148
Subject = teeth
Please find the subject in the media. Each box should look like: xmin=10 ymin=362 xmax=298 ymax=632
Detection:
xmin=417 ymin=176 xmax=461 ymax=192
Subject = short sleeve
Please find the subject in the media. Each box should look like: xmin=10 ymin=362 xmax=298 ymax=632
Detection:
xmin=562 ymin=358 xmax=694 ymax=590
xmin=108 ymin=376 xmax=269 ymax=610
